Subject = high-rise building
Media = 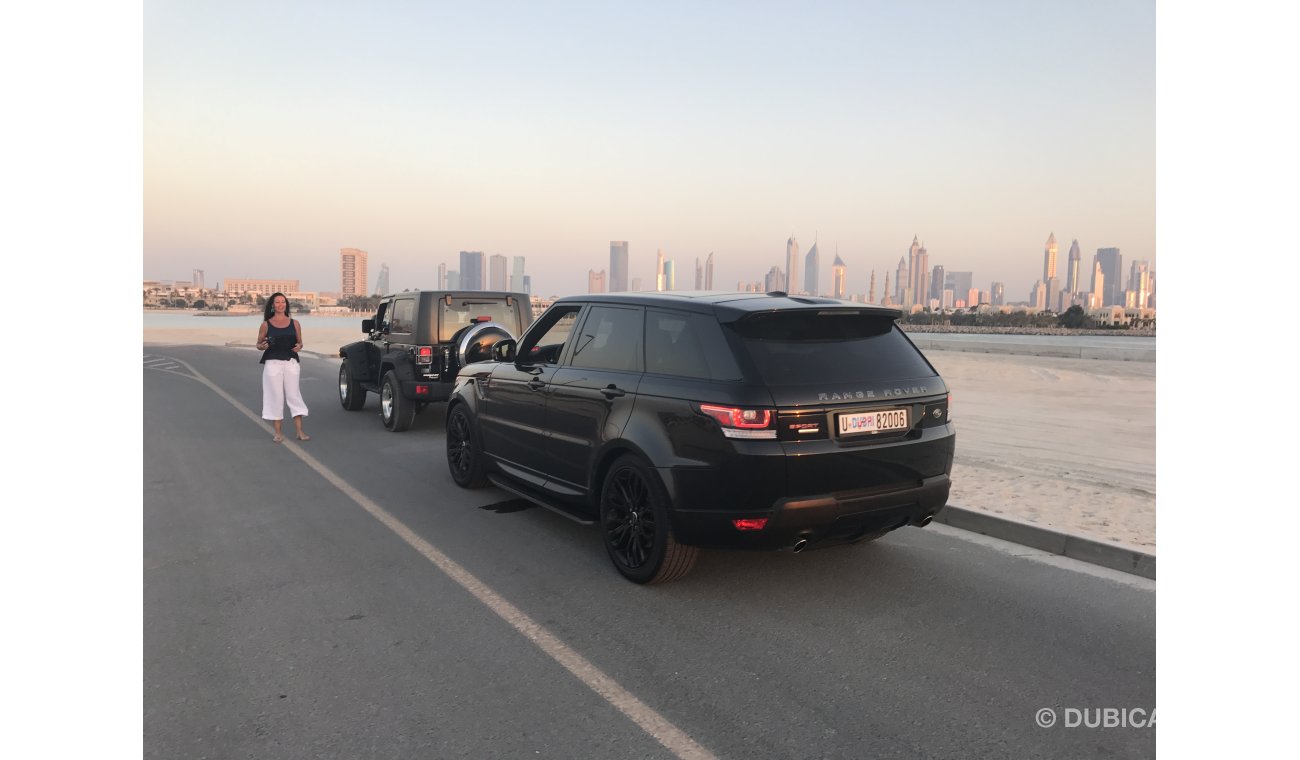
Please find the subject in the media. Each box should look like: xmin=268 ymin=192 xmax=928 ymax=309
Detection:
xmin=1094 ymin=247 xmax=1123 ymax=306
xmin=610 ymin=242 xmax=628 ymax=292
xmin=459 ymin=251 xmax=484 ymax=290
xmin=588 ymin=269 xmax=607 ymax=293
xmin=882 ymin=272 xmax=891 ymax=305
xmin=522 ymin=275 xmax=531 ymax=294
xmin=930 ymin=266 xmax=945 ymax=303
xmin=1065 ymin=239 xmax=1082 ymax=296
xmin=1043 ymin=233 xmax=1058 ymax=285
xmin=656 ymin=249 xmax=666 ymax=291
xmin=1128 ymin=260 xmax=1151 ymax=308
xmin=663 ymin=260 xmax=676 ymax=290
xmin=437 ymin=262 xmax=447 ymax=290
xmin=1045 ymin=276 xmax=1062 ymax=312
xmin=785 ymin=236 xmax=800 ymax=295
xmin=765 ymin=265 xmax=784 ymax=293
xmin=448 ymin=270 xmax=459 ymax=289
xmin=694 ymin=258 xmax=703 ymax=290
xmin=340 ymin=248 xmax=368 ymax=298
xmin=1090 ymin=261 xmax=1105 ymax=308
xmin=968 ymin=288 xmax=982 ymax=308
xmin=489 ymin=254 xmax=508 ymax=290
xmin=804 ymin=241 xmax=820 ymax=296
xmin=944 ymin=271 xmax=973 ymax=303
xmin=511 ymin=256 xmax=526 ymax=292
xmin=868 ymin=268 xmax=876 ymax=304
xmin=908 ymin=236 xmax=928 ymax=307
xmin=192 ymin=269 xmax=205 ymax=290
xmin=894 ymin=257 xmax=909 ymax=304
xmin=704 ymin=252 xmax=714 ymax=290
xmin=1030 ymin=281 xmax=1047 ymax=311
xmin=833 ymin=255 xmax=847 ymax=300
xmin=374 ymin=263 xmax=390 ymax=295
xmin=991 ymin=281 xmax=1005 ymax=306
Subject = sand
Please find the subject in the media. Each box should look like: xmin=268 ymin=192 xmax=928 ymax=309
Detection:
xmin=145 ymin=323 xmax=1156 ymax=552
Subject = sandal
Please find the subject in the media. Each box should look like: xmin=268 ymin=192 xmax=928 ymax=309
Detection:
xmin=272 ymin=434 xmax=283 ymax=443
xmin=296 ymin=433 xmax=311 ymax=441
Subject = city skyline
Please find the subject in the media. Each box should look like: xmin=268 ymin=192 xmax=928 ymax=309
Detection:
xmin=144 ymin=1 xmax=1154 ymax=300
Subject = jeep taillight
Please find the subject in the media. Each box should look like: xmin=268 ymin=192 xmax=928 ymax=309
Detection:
xmin=416 ymin=346 xmax=433 ymax=364
xmin=698 ymin=404 xmax=777 ymax=440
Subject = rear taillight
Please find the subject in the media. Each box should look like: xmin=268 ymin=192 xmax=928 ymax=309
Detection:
xmin=732 ymin=518 xmax=769 ymax=531
xmin=699 ymin=404 xmax=777 ymax=440
xmin=922 ymin=394 xmax=951 ymax=427
xmin=416 ymin=346 xmax=434 ymax=364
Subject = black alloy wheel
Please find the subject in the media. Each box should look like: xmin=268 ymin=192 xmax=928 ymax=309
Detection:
xmin=599 ymin=456 xmax=699 ymax=584
xmin=338 ymin=360 xmax=366 ymax=410
xmin=446 ymin=404 xmax=488 ymax=488
xmin=380 ymin=371 xmax=416 ymax=432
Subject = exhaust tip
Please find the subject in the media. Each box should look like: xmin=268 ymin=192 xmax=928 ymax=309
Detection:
xmin=791 ymin=538 xmax=808 ymax=554
xmin=915 ymin=512 xmax=935 ymax=527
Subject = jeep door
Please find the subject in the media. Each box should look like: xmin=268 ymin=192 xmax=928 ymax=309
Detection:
xmin=477 ymin=304 xmax=582 ymax=482
xmin=542 ymin=305 xmax=644 ymax=494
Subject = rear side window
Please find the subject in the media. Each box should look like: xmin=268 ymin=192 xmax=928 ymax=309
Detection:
xmin=389 ymin=298 xmax=416 ymax=334
xmin=645 ymin=309 xmax=743 ymax=381
xmin=570 ymin=306 xmax=643 ymax=372
xmin=439 ymin=298 xmax=521 ymax=341
xmin=725 ymin=311 xmax=935 ymax=384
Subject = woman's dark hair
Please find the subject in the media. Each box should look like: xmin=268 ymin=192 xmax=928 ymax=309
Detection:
xmin=264 ymin=292 xmax=292 ymax=321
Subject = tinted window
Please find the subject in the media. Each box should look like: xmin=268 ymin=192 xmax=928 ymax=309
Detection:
xmin=725 ymin=311 xmax=935 ymax=384
xmin=390 ymin=298 xmax=416 ymax=334
xmin=646 ymin=309 xmax=743 ymax=381
xmin=440 ymin=298 xmax=522 ymax=341
xmin=570 ymin=306 xmax=643 ymax=372
xmin=520 ymin=305 xmax=581 ymax=365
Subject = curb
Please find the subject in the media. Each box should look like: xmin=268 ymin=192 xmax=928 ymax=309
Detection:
xmin=935 ymin=505 xmax=1156 ymax=580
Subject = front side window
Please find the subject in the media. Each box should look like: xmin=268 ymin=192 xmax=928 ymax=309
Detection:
xmin=570 ymin=306 xmax=643 ymax=373
xmin=519 ymin=305 xmax=582 ymax=365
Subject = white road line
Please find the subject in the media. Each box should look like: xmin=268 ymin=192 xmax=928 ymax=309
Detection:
xmin=159 ymin=355 xmax=717 ymax=760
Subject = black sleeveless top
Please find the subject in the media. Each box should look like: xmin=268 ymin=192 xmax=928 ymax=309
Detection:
xmin=260 ymin=320 xmax=299 ymax=363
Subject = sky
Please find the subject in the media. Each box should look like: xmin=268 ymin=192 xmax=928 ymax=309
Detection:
xmin=144 ymin=0 xmax=1155 ymax=300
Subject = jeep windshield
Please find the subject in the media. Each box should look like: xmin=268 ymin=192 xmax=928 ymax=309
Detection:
xmin=439 ymin=298 xmax=520 ymax=342
xmin=725 ymin=310 xmax=936 ymax=385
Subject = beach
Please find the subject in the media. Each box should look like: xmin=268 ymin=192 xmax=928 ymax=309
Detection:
xmin=144 ymin=317 xmax=1156 ymax=551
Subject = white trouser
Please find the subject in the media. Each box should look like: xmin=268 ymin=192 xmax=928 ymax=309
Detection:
xmin=262 ymin=359 xmax=309 ymax=420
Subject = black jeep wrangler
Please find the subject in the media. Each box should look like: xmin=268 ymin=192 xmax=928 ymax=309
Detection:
xmin=338 ymin=291 xmax=533 ymax=431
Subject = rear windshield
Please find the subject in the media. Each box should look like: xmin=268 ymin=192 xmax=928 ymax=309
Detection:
xmin=439 ymin=298 xmax=522 ymax=342
xmin=725 ymin=311 xmax=935 ymax=385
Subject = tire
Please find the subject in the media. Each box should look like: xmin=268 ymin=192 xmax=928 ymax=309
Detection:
xmin=446 ymin=404 xmax=489 ymax=488
xmin=380 ymin=371 xmax=416 ymax=432
xmin=599 ymin=456 xmax=699 ymax=584
xmin=338 ymin=360 xmax=367 ymax=411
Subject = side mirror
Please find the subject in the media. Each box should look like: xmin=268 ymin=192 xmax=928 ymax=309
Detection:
xmin=362 ymin=318 xmax=375 ymax=333
xmin=492 ymin=339 xmax=517 ymax=363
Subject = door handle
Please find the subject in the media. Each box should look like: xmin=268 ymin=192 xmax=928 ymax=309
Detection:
xmin=600 ymin=385 xmax=626 ymax=398
xmin=527 ymin=378 xmax=547 ymax=391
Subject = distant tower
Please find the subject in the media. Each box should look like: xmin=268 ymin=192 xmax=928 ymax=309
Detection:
xmin=375 ymin=263 xmax=390 ymax=296
xmin=522 ymin=275 xmax=531 ymax=294
xmin=930 ymin=265 xmax=945 ymax=304
xmin=785 ymin=236 xmax=800 ymax=295
xmin=1090 ymin=261 xmax=1105 ymax=308
xmin=1094 ymin=248 xmax=1123 ymax=306
xmin=909 ymin=236 xmax=928 ymax=307
xmin=192 ymin=269 xmax=205 ymax=290
xmin=663 ymin=259 xmax=675 ymax=290
xmin=340 ymin=247 xmax=368 ymax=298
xmin=1031 ymin=281 xmax=1047 ymax=311
xmin=883 ymin=271 xmax=891 ymax=305
xmin=1129 ymin=260 xmax=1151 ymax=308
xmin=511 ymin=256 xmax=526 ymax=292
xmin=894 ymin=257 xmax=908 ymax=304
xmin=588 ymin=269 xmax=607 ymax=293
xmin=656 ymin=249 xmax=666 ymax=291
xmin=991 ymin=281 xmax=1005 ymax=306
xmin=1065 ymin=239 xmax=1082 ymax=296
xmin=459 ymin=251 xmax=484 ymax=290
xmin=804 ymin=240 xmax=820 ymax=296
xmin=765 ymin=265 xmax=784 ymax=293
xmin=610 ymin=242 xmax=628 ymax=292
xmin=1043 ymin=233 xmax=1058 ymax=285
xmin=868 ymin=268 xmax=876 ymax=304
xmin=437 ymin=262 xmax=447 ymax=290
xmin=694 ymin=258 xmax=703 ymax=290
xmin=489 ymin=254 xmax=508 ymax=290
xmin=832 ymin=255 xmax=847 ymax=300
xmin=704 ymin=252 xmax=714 ymax=290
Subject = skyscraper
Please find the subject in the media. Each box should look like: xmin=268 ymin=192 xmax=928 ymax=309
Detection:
xmin=340 ymin=247 xmax=368 ymax=298
xmin=459 ymin=251 xmax=484 ymax=290
xmin=930 ymin=266 xmax=945 ymax=304
xmin=588 ymin=269 xmax=607 ymax=293
xmin=511 ymin=256 xmax=525 ymax=292
xmin=1090 ymin=261 xmax=1105 ymax=308
xmin=375 ymin=263 xmax=390 ymax=295
xmin=895 ymin=257 xmax=909 ymax=304
xmin=1031 ymin=281 xmax=1047 ymax=311
xmin=192 ymin=269 xmax=205 ymax=290
xmin=804 ymin=241 xmax=820 ymax=296
xmin=833 ymin=255 xmax=847 ymax=300
xmin=785 ymin=236 xmax=800 ymax=295
xmin=437 ymin=262 xmax=447 ymax=290
xmin=656 ymin=249 xmax=666 ymax=291
xmin=1094 ymin=248 xmax=1123 ymax=306
xmin=694 ymin=258 xmax=703 ymax=290
xmin=991 ymin=281 xmax=1005 ymax=306
xmin=704 ymin=252 xmax=714 ymax=290
xmin=1128 ymin=260 xmax=1151 ymax=308
xmin=945 ymin=271 xmax=973 ymax=304
xmin=882 ymin=272 xmax=891 ymax=305
xmin=765 ymin=265 xmax=784 ymax=293
xmin=908 ymin=236 xmax=928 ymax=307
xmin=610 ymin=241 xmax=628 ymax=292
xmin=1065 ymin=239 xmax=1082 ymax=296
xmin=489 ymin=254 xmax=508 ymax=290
xmin=1043 ymin=233 xmax=1058 ymax=285
xmin=663 ymin=260 xmax=675 ymax=290
xmin=868 ymin=269 xmax=876 ymax=304
xmin=448 ymin=270 xmax=459 ymax=289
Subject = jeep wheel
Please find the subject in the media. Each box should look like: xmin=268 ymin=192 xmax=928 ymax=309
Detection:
xmin=338 ymin=360 xmax=367 ymax=411
xmin=380 ymin=371 xmax=416 ymax=432
xmin=600 ymin=456 xmax=699 ymax=584
xmin=446 ymin=404 xmax=488 ymax=488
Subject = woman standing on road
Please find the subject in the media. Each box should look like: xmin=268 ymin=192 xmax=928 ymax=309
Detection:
xmin=256 ymin=293 xmax=310 ymax=442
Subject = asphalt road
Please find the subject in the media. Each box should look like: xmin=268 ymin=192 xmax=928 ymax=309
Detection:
xmin=144 ymin=345 xmax=1156 ymax=759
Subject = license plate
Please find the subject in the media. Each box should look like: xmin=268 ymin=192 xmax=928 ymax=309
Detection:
xmin=837 ymin=408 xmax=910 ymax=436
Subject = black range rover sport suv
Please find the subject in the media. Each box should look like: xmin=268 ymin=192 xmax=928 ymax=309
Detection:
xmin=446 ymin=292 xmax=954 ymax=584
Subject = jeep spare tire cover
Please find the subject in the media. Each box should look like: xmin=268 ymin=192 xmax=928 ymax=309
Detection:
xmin=456 ymin=321 xmax=514 ymax=366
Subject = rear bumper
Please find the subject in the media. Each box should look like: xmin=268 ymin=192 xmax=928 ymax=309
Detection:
xmin=399 ymin=378 xmax=451 ymax=403
xmin=669 ymin=473 xmax=951 ymax=550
